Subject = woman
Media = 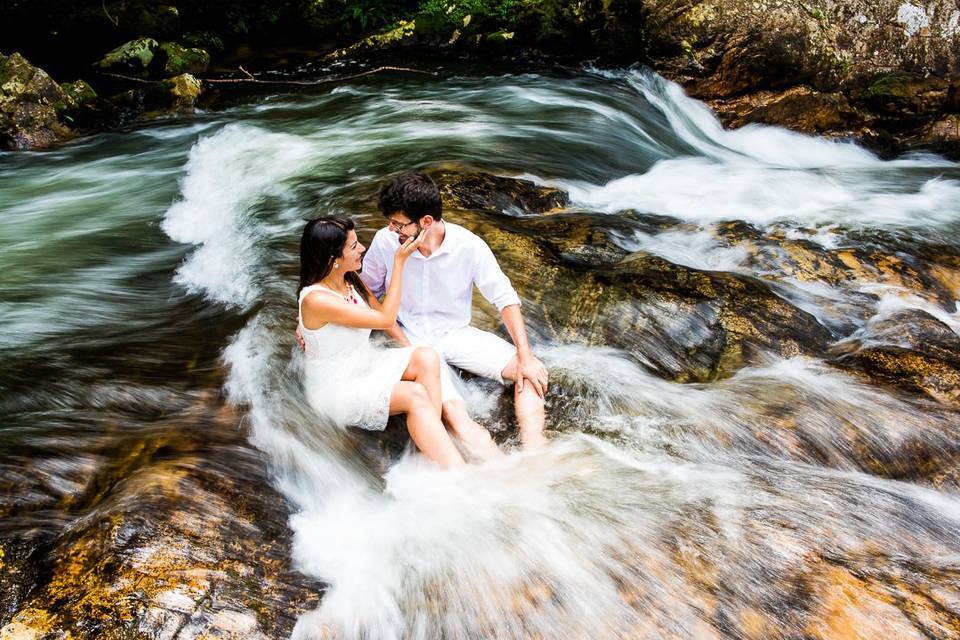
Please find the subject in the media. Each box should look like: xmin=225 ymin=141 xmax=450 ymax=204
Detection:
xmin=298 ymin=216 xmax=466 ymax=469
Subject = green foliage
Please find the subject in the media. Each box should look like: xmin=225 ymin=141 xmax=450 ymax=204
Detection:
xmin=336 ymin=0 xmax=418 ymax=32
xmin=416 ymin=0 xmax=524 ymax=29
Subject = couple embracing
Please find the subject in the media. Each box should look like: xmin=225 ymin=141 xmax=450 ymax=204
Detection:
xmin=297 ymin=172 xmax=548 ymax=468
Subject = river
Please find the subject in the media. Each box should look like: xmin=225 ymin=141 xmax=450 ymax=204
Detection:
xmin=3 ymin=65 xmax=960 ymax=639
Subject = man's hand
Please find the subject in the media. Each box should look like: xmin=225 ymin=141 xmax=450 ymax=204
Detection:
xmin=516 ymin=354 xmax=548 ymax=398
xmin=296 ymin=325 xmax=305 ymax=351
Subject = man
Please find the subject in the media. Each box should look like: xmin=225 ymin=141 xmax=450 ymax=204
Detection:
xmin=360 ymin=172 xmax=548 ymax=454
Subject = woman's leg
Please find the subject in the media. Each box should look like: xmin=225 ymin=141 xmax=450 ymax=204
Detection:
xmin=441 ymin=399 xmax=504 ymax=461
xmin=401 ymin=347 xmax=443 ymax=414
xmin=390 ymin=381 xmax=465 ymax=468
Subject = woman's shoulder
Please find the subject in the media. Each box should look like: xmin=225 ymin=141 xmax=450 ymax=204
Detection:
xmin=301 ymin=286 xmax=343 ymax=307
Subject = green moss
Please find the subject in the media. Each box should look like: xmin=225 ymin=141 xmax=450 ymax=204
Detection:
xmin=182 ymin=31 xmax=224 ymax=51
xmin=864 ymin=72 xmax=924 ymax=99
xmin=97 ymin=37 xmax=159 ymax=72
xmin=159 ymin=42 xmax=210 ymax=76
xmin=60 ymin=80 xmax=97 ymax=106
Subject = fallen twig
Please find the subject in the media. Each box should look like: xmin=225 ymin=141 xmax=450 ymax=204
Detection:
xmin=95 ymin=65 xmax=433 ymax=89
xmin=201 ymin=64 xmax=434 ymax=85
xmin=96 ymin=71 xmax=153 ymax=83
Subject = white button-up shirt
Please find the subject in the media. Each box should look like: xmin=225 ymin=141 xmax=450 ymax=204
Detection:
xmin=359 ymin=221 xmax=521 ymax=339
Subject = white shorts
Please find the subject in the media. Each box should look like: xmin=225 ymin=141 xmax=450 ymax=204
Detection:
xmin=407 ymin=325 xmax=517 ymax=392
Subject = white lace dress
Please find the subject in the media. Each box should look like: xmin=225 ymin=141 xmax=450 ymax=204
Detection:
xmin=298 ymin=283 xmax=416 ymax=431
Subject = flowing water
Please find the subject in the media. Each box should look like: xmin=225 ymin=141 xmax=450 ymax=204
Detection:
xmin=3 ymin=66 xmax=960 ymax=638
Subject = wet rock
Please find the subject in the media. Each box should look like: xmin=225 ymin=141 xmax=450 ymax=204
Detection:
xmin=435 ymin=169 xmax=569 ymax=216
xmin=96 ymin=37 xmax=160 ymax=76
xmin=708 ymin=85 xmax=864 ymax=134
xmin=113 ymin=73 xmax=203 ymax=114
xmin=58 ymin=80 xmax=97 ymax=109
xmin=0 ymin=52 xmax=73 ymax=150
xmin=915 ymin=114 xmax=960 ymax=146
xmin=856 ymin=72 xmax=950 ymax=120
xmin=456 ymin=211 xmax=832 ymax=381
xmin=157 ymin=42 xmax=211 ymax=77
xmin=646 ymin=1 xmax=960 ymax=95
xmin=0 ymin=401 xmax=320 ymax=639
xmin=831 ymin=309 xmax=960 ymax=405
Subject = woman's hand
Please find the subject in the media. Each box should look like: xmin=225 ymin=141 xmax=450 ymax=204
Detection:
xmin=395 ymin=228 xmax=427 ymax=262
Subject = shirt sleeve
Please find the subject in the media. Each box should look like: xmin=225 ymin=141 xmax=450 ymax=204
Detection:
xmin=473 ymin=236 xmax=521 ymax=311
xmin=359 ymin=230 xmax=388 ymax=298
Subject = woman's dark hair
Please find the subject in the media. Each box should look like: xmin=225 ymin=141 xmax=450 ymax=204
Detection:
xmin=298 ymin=216 xmax=370 ymax=302
xmin=378 ymin=172 xmax=442 ymax=221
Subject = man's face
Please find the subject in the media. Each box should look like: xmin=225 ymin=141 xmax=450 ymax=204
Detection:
xmin=386 ymin=212 xmax=421 ymax=244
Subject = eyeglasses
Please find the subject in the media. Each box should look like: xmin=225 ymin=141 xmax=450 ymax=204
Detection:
xmin=388 ymin=219 xmax=419 ymax=233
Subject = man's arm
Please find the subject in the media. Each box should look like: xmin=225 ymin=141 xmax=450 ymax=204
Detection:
xmin=500 ymin=304 xmax=548 ymax=397
xmin=473 ymin=240 xmax=548 ymax=397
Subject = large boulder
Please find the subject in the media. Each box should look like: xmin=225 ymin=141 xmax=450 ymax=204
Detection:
xmin=645 ymin=0 xmax=960 ymax=95
xmin=0 ymin=52 xmax=72 ymax=150
xmin=435 ymin=171 xmax=960 ymax=486
xmin=435 ymin=170 xmax=834 ymax=381
xmin=644 ymin=0 xmax=960 ymax=149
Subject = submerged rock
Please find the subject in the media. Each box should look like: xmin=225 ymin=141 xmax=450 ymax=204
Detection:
xmin=0 ymin=398 xmax=319 ymax=639
xmin=831 ymin=309 xmax=960 ymax=405
xmin=0 ymin=52 xmax=73 ymax=150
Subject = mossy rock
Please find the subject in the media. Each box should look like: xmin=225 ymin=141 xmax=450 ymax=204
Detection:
xmin=112 ymin=73 xmax=202 ymax=114
xmin=182 ymin=31 xmax=225 ymax=52
xmin=157 ymin=41 xmax=210 ymax=76
xmin=96 ymin=36 xmax=160 ymax=74
xmin=58 ymin=79 xmax=97 ymax=110
xmin=0 ymin=52 xmax=72 ymax=150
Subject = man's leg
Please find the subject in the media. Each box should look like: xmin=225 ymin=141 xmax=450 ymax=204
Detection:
xmin=436 ymin=326 xmax=547 ymax=450
xmin=441 ymin=398 xmax=504 ymax=461
xmin=501 ymin=356 xmax=547 ymax=449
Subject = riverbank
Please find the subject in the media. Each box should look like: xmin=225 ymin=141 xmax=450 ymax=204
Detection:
xmin=2 ymin=1 xmax=958 ymax=153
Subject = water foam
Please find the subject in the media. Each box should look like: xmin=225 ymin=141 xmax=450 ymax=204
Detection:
xmin=162 ymin=124 xmax=316 ymax=308
xmin=538 ymin=70 xmax=960 ymax=230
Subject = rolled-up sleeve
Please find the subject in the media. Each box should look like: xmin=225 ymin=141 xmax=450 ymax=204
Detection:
xmin=360 ymin=230 xmax=389 ymax=298
xmin=473 ymin=238 xmax=521 ymax=311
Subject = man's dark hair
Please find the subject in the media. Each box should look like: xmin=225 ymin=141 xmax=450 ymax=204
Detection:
xmin=378 ymin=172 xmax=442 ymax=221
